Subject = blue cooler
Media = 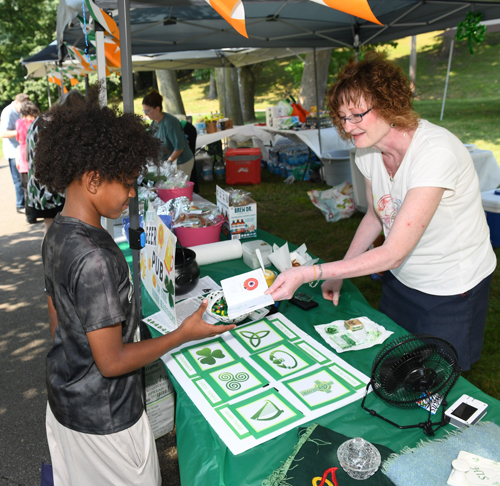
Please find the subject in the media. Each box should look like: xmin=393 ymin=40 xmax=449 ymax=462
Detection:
xmin=482 ymin=189 xmax=500 ymax=247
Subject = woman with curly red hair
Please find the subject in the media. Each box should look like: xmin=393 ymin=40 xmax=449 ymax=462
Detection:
xmin=268 ymin=53 xmax=496 ymax=371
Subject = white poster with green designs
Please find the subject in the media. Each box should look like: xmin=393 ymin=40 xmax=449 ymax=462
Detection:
xmin=140 ymin=209 xmax=177 ymax=331
xmin=162 ymin=313 xmax=370 ymax=455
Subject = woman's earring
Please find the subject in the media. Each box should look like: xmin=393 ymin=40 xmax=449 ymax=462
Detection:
xmin=391 ymin=123 xmax=396 ymax=128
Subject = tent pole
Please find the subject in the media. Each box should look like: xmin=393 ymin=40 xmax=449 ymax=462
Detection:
xmin=313 ymin=47 xmax=323 ymax=182
xmin=313 ymin=47 xmax=322 ymax=155
xmin=409 ymin=35 xmax=417 ymax=94
xmin=46 ymin=75 xmax=52 ymax=107
xmin=118 ymin=0 xmax=143 ymax=316
xmin=95 ymin=23 xmax=108 ymax=107
xmin=95 ymin=21 xmax=115 ymax=237
xmin=440 ymin=38 xmax=454 ymax=121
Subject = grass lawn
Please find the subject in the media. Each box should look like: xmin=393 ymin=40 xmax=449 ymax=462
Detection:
xmin=185 ymin=31 xmax=500 ymax=399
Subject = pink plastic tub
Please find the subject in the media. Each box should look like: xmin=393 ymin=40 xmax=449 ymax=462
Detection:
xmin=175 ymin=221 xmax=223 ymax=247
xmin=157 ymin=182 xmax=194 ymax=203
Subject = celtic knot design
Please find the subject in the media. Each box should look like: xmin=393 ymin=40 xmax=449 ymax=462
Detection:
xmin=240 ymin=330 xmax=270 ymax=348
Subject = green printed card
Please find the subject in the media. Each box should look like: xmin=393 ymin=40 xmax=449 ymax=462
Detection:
xmin=251 ymin=341 xmax=316 ymax=380
xmin=268 ymin=317 xmax=299 ymax=341
xmin=283 ymin=368 xmax=355 ymax=410
xmin=230 ymin=318 xmax=289 ymax=353
xmin=174 ymin=338 xmax=239 ymax=377
xmin=328 ymin=363 xmax=366 ymax=391
xmin=217 ymin=389 xmax=303 ymax=439
xmin=194 ymin=360 xmax=268 ymax=405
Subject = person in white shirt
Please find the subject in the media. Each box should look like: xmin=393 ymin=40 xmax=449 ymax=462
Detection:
xmin=0 ymin=93 xmax=29 ymax=212
xmin=267 ymin=54 xmax=496 ymax=371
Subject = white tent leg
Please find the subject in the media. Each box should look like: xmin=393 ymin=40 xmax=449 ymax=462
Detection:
xmin=95 ymin=26 xmax=115 ymax=236
xmin=440 ymin=38 xmax=454 ymax=121
xmin=118 ymin=0 xmax=144 ymax=313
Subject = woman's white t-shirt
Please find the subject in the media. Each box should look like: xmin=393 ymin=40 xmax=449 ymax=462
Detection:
xmin=356 ymin=119 xmax=496 ymax=296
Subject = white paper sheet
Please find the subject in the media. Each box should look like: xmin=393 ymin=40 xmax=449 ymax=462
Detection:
xmin=161 ymin=313 xmax=370 ymax=455
xmin=175 ymin=276 xmax=221 ymax=303
xmin=221 ymin=269 xmax=274 ymax=319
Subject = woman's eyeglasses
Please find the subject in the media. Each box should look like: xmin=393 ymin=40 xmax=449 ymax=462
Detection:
xmin=339 ymin=108 xmax=372 ymax=124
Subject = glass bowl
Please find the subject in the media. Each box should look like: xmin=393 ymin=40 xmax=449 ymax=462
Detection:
xmin=337 ymin=437 xmax=381 ymax=480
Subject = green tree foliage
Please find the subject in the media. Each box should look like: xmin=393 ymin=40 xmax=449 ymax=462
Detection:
xmin=0 ymin=0 xmax=58 ymax=109
xmin=284 ymin=43 xmax=398 ymax=90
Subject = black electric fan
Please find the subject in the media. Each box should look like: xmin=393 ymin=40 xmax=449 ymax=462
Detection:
xmin=361 ymin=334 xmax=461 ymax=436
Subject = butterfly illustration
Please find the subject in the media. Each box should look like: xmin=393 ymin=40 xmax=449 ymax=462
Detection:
xmin=196 ymin=347 xmax=225 ymax=365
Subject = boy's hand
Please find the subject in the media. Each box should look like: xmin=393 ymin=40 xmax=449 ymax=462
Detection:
xmin=177 ymin=299 xmax=236 ymax=342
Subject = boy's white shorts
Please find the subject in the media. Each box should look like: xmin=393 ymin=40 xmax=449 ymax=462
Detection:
xmin=46 ymin=403 xmax=162 ymax=486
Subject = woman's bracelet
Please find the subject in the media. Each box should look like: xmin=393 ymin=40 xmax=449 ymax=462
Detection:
xmin=309 ymin=264 xmax=323 ymax=288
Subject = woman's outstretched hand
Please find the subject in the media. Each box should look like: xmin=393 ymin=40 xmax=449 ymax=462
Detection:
xmin=265 ymin=266 xmax=309 ymax=301
xmin=321 ymin=278 xmax=344 ymax=306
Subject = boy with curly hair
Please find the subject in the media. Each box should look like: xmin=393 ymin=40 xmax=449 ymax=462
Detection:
xmin=35 ymin=98 xmax=234 ymax=486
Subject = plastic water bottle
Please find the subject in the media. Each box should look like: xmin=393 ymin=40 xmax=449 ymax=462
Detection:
xmin=202 ymin=161 xmax=214 ymax=181
xmin=214 ymin=159 xmax=225 ymax=180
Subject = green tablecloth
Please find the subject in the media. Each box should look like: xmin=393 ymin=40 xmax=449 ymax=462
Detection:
xmin=119 ymin=230 xmax=500 ymax=486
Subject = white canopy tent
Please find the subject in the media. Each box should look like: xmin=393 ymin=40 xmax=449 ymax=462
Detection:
xmin=56 ymin=0 xmax=500 ymax=311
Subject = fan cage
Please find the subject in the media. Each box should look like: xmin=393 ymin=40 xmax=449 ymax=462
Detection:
xmin=370 ymin=334 xmax=460 ymax=409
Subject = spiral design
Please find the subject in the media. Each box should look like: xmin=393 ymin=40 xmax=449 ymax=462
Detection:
xmin=226 ymin=381 xmax=242 ymax=391
xmin=218 ymin=372 xmax=233 ymax=382
xmin=235 ymin=372 xmax=249 ymax=382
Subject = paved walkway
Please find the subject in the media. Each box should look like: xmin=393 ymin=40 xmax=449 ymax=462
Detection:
xmin=0 ymin=158 xmax=50 ymax=485
xmin=0 ymin=159 xmax=180 ymax=485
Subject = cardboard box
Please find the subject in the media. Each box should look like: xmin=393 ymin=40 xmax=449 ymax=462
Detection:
xmin=220 ymin=118 xmax=233 ymax=130
xmin=206 ymin=121 xmax=217 ymax=134
xmin=206 ymin=118 xmax=233 ymax=134
xmin=216 ymin=185 xmax=257 ymax=240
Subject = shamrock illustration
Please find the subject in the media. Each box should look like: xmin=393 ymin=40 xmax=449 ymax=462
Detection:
xmin=196 ymin=347 xmax=225 ymax=365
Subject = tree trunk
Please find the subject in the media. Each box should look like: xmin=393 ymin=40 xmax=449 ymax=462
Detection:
xmin=207 ymin=72 xmax=217 ymax=100
xmin=215 ymin=67 xmax=243 ymax=125
xmin=155 ymin=69 xmax=186 ymax=115
xmin=238 ymin=63 xmax=264 ymax=123
xmin=298 ymin=49 xmax=332 ymax=112
xmin=215 ymin=67 xmax=227 ymax=115
xmin=228 ymin=68 xmax=244 ymax=125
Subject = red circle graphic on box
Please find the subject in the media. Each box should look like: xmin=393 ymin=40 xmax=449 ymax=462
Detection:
xmin=243 ymin=278 xmax=259 ymax=291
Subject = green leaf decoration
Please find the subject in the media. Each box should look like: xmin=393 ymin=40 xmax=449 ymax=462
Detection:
xmin=169 ymin=293 xmax=174 ymax=308
xmin=212 ymin=349 xmax=225 ymax=359
xmin=196 ymin=347 xmax=212 ymax=357
xmin=196 ymin=347 xmax=225 ymax=366
xmin=168 ymin=279 xmax=175 ymax=295
xmin=455 ymin=12 xmax=486 ymax=54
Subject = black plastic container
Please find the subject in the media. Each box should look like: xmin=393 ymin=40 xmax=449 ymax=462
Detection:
xmin=175 ymin=248 xmax=200 ymax=295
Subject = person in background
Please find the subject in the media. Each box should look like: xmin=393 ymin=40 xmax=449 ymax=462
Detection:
xmin=0 ymin=93 xmax=29 ymax=213
xmin=16 ymin=100 xmax=41 ymax=224
xmin=267 ymin=53 xmax=496 ymax=372
xmin=142 ymin=90 xmax=195 ymax=178
xmin=26 ymin=90 xmax=85 ymax=234
xmin=35 ymin=93 xmax=235 ymax=486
